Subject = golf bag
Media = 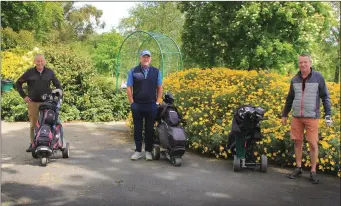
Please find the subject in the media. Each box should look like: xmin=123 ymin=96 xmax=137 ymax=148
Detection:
xmin=33 ymin=90 xmax=63 ymax=150
xmin=156 ymin=102 xmax=186 ymax=149
xmin=227 ymin=105 xmax=266 ymax=151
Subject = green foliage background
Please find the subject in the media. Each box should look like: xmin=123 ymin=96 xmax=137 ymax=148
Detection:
xmin=1 ymin=2 xmax=340 ymax=176
xmin=1 ymin=46 xmax=130 ymax=122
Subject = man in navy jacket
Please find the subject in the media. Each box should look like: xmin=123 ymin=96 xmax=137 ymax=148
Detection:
xmin=126 ymin=50 xmax=163 ymax=161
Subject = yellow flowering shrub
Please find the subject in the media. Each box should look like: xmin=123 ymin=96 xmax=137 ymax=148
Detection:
xmin=1 ymin=47 xmax=41 ymax=80
xmin=126 ymin=68 xmax=340 ymax=176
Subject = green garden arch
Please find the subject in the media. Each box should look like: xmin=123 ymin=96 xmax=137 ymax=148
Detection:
xmin=115 ymin=30 xmax=183 ymax=92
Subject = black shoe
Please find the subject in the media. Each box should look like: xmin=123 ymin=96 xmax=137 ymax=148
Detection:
xmin=288 ymin=167 xmax=303 ymax=179
xmin=309 ymin=172 xmax=320 ymax=184
xmin=26 ymin=144 xmax=33 ymax=152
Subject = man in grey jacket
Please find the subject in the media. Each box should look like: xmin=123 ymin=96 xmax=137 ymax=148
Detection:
xmin=281 ymin=54 xmax=332 ymax=184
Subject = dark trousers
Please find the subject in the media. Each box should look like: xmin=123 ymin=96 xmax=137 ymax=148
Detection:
xmin=131 ymin=102 xmax=157 ymax=152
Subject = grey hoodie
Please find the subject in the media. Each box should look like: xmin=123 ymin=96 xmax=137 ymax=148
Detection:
xmin=282 ymin=68 xmax=331 ymax=119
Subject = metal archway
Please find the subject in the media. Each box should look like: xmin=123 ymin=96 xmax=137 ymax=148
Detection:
xmin=115 ymin=30 xmax=183 ymax=92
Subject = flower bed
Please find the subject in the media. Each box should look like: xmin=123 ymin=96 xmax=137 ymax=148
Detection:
xmin=127 ymin=68 xmax=340 ymax=176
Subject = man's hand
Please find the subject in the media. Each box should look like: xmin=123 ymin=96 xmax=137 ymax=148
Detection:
xmin=281 ymin=117 xmax=288 ymax=125
xmin=325 ymin=115 xmax=333 ymax=127
xmin=24 ymin=96 xmax=32 ymax=103
xmin=126 ymin=86 xmax=134 ymax=105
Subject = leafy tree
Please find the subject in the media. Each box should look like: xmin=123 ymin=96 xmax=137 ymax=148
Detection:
xmin=331 ymin=2 xmax=340 ymax=83
xmin=1 ymin=1 xmax=64 ymax=41
xmin=118 ymin=2 xmax=184 ymax=46
xmin=1 ymin=27 xmax=37 ymax=50
xmin=309 ymin=2 xmax=340 ymax=82
xmin=1 ymin=27 xmax=18 ymax=50
xmin=86 ymin=31 xmax=124 ymax=74
xmin=67 ymin=31 xmax=123 ymax=74
xmin=62 ymin=3 xmax=105 ymax=41
xmin=1 ymin=2 xmax=105 ymax=43
xmin=179 ymin=2 xmax=336 ymax=73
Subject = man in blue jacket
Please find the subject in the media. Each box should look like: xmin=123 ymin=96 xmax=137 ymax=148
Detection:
xmin=126 ymin=50 xmax=163 ymax=161
xmin=281 ymin=54 xmax=332 ymax=184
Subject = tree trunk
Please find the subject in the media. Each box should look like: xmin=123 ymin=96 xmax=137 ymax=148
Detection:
xmin=334 ymin=50 xmax=340 ymax=83
xmin=334 ymin=65 xmax=340 ymax=83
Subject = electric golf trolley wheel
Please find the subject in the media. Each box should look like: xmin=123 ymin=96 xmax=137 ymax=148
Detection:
xmin=171 ymin=157 xmax=182 ymax=167
xmin=41 ymin=157 xmax=48 ymax=166
xmin=32 ymin=150 xmax=38 ymax=159
xmin=62 ymin=142 xmax=70 ymax=158
xmin=233 ymin=155 xmax=241 ymax=172
xmin=260 ymin=154 xmax=267 ymax=172
xmin=152 ymin=145 xmax=161 ymax=160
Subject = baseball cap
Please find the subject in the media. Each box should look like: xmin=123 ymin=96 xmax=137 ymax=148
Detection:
xmin=140 ymin=50 xmax=152 ymax=57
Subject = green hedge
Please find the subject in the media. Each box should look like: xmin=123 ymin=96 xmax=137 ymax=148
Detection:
xmin=1 ymin=45 xmax=130 ymax=122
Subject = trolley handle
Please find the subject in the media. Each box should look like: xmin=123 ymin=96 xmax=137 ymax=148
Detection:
xmin=260 ymin=116 xmax=269 ymax=120
xmin=253 ymin=114 xmax=268 ymax=121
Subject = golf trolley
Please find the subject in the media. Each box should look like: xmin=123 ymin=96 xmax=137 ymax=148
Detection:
xmin=152 ymin=92 xmax=187 ymax=167
xmin=227 ymin=105 xmax=268 ymax=172
xmin=32 ymin=89 xmax=70 ymax=166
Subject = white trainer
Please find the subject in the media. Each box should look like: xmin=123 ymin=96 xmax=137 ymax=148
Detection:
xmin=145 ymin=151 xmax=153 ymax=161
xmin=131 ymin=151 xmax=142 ymax=160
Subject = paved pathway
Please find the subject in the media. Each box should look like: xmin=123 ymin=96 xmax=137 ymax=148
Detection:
xmin=1 ymin=122 xmax=340 ymax=206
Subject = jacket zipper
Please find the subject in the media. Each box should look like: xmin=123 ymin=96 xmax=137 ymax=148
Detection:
xmin=300 ymin=89 xmax=304 ymax=117
xmin=300 ymin=77 xmax=308 ymax=117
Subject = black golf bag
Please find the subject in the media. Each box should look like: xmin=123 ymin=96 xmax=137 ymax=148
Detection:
xmin=156 ymin=104 xmax=187 ymax=149
xmin=153 ymin=92 xmax=187 ymax=166
xmin=227 ymin=105 xmax=268 ymax=172
xmin=227 ymin=105 xmax=266 ymax=156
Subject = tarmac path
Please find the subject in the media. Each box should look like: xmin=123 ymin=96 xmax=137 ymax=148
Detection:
xmin=1 ymin=121 xmax=340 ymax=206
